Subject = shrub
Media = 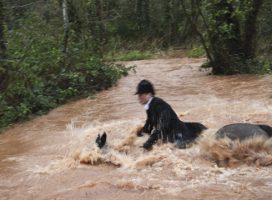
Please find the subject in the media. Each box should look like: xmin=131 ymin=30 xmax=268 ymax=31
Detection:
xmin=105 ymin=50 xmax=153 ymax=61
xmin=187 ymin=46 xmax=206 ymax=58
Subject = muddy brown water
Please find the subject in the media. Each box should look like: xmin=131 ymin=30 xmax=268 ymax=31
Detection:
xmin=1 ymin=57 xmax=272 ymax=200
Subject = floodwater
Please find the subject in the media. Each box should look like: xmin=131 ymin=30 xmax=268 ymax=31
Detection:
xmin=1 ymin=57 xmax=272 ymax=200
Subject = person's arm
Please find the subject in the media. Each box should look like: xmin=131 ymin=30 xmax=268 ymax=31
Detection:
xmin=142 ymin=107 xmax=172 ymax=149
xmin=142 ymin=130 xmax=160 ymax=150
xmin=158 ymin=108 xmax=172 ymax=142
xmin=142 ymin=118 xmax=153 ymax=133
xmin=137 ymin=118 xmax=153 ymax=136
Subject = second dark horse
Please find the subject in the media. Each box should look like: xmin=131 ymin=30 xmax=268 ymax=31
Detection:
xmin=215 ymin=123 xmax=272 ymax=141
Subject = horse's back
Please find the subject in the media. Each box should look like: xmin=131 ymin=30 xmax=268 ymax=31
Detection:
xmin=184 ymin=122 xmax=207 ymax=139
xmin=215 ymin=123 xmax=271 ymax=141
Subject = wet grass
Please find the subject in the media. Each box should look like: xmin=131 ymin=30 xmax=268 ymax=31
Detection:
xmin=104 ymin=50 xmax=153 ymax=61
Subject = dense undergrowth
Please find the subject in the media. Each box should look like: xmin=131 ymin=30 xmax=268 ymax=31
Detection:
xmin=0 ymin=57 xmax=130 ymax=132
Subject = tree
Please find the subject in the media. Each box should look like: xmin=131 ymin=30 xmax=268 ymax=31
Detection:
xmin=206 ymin=0 xmax=244 ymax=74
xmin=87 ymin=0 xmax=107 ymax=55
xmin=163 ymin=0 xmax=180 ymax=46
xmin=62 ymin=0 xmax=69 ymax=54
xmin=136 ymin=0 xmax=150 ymax=34
xmin=0 ymin=0 xmax=8 ymax=91
xmin=0 ymin=0 xmax=6 ymax=58
xmin=182 ymin=0 xmax=265 ymax=74
xmin=242 ymin=0 xmax=264 ymax=59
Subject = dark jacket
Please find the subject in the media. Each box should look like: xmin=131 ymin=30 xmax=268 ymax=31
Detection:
xmin=142 ymin=97 xmax=195 ymax=145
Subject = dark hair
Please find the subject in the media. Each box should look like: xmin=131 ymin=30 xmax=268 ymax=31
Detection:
xmin=135 ymin=79 xmax=155 ymax=95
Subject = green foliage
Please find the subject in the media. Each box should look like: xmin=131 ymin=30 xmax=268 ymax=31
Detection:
xmin=202 ymin=56 xmax=272 ymax=75
xmin=257 ymin=1 xmax=272 ymax=56
xmin=0 ymin=55 xmax=129 ymax=131
xmin=196 ymin=0 xmax=265 ymax=74
xmin=248 ymin=59 xmax=272 ymax=74
xmin=187 ymin=46 xmax=206 ymax=58
xmin=0 ymin=7 xmax=130 ymax=132
xmin=105 ymin=50 xmax=153 ymax=61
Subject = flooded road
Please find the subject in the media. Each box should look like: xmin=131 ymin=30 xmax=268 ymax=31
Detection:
xmin=1 ymin=57 xmax=272 ymax=199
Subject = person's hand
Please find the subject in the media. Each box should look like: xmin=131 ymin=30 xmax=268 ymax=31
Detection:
xmin=142 ymin=130 xmax=159 ymax=150
xmin=136 ymin=127 xmax=144 ymax=137
xmin=142 ymin=142 xmax=153 ymax=150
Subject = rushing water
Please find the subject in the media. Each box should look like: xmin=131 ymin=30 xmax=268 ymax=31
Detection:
xmin=1 ymin=57 xmax=272 ymax=200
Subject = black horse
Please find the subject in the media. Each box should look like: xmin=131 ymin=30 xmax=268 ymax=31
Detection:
xmin=95 ymin=132 xmax=107 ymax=148
xmin=215 ymin=123 xmax=272 ymax=141
xmin=140 ymin=121 xmax=207 ymax=149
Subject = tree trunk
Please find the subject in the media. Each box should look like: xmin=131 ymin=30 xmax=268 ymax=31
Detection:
xmin=136 ymin=0 xmax=150 ymax=33
xmin=0 ymin=0 xmax=6 ymax=59
xmin=180 ymin=0 xmax=212 ymax=62
xmin=243 ymin=0 xmax=264 ymax=59
xmin=67 ymin=1 xmax=83 ymax=39
xmin=62 ymin=0 xmax=69 ymax=54
xmin=208 ymin=0 xmax=244 ymax=74
xmin=143 ymin=0 xmax=150 ymax=31
xmin=164 ymin=0 xmax=171 ymax=46
xmin=0 ymin=0 xmax=8 ymax=91
xmin=95 ymin=0 xmax=105 ymax=44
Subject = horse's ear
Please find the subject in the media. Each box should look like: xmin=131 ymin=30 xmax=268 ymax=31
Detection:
xmin=95 ymin=134 xmax=101 ymax=145
xmin=100 ymin=132 xmax=107 ymax=148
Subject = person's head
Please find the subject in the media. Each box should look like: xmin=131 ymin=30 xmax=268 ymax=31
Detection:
xmin=135 ymin=79 xmax=155 ymax=105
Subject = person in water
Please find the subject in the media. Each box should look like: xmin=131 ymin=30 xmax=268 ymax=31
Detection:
xmin=95 ymin=79 xmax=206 ymax=149
xmin=135 ymin=79 xmax=207 ymax=150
